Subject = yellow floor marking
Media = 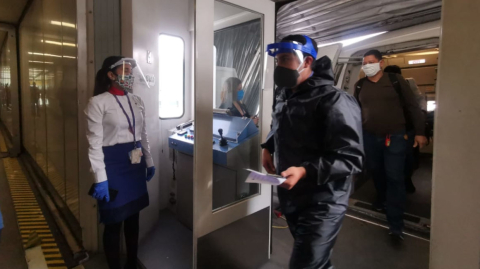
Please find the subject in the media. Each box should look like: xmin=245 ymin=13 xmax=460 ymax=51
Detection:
xmin=1 ymin=138 xmax=67 ymax=269
xmin=46 ymin=260 xmax=66 ymax=265
xmin=41 ymin=248 xmax=60 ymax=253
xmin=20 ymin=225 xmax=49 ymax=228
xmin=21 ymin=234 xmax=54 ymax=238
xmin=17 ymin=216 xmax=45 ymax=221
xmin=21 ymin=229 xmax=52 ymax=234
xmin=44 ymin=254 xmax=63 ymax=258
xmin=19 ymin=221 xmax=48 ymax=225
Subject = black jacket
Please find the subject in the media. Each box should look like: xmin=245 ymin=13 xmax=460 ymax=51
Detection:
xmin=262 ymin=56 xmax=364 ymax=212
xmin=222 ymin=102 xmax=252 ymax=118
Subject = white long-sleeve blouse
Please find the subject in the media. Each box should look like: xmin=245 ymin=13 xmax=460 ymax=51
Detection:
xmin=85 ymin=91 xmax=153 ymax=183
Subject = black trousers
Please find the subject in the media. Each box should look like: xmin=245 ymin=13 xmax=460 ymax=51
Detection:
xmin=103 ymin=213 xmax=139 ymax=269
xmin=284 ymin=204 xmax=345 ymax=269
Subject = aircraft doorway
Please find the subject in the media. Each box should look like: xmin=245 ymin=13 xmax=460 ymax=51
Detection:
xmin=349 ymin=46 xmax=439 ymax=236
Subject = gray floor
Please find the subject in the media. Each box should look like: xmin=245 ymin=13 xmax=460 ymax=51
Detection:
xmin=0 ymin=159 xmax=28 ymax=269
xmin=1 ymin=168 xmax=431 ymax=269
xmin=261 ymin=215 xmax=430 ymax=269
xmin=138 ymin=210 xmax=193 ymax=269
xmin=136 ymin=209 xmax=430 ymax=269
xmin=350 ymin=155 xmax=433 ymax=219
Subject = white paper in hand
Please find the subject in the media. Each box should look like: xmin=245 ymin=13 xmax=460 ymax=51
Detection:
xmin=245 ymin=169 xmax=287 ymax=185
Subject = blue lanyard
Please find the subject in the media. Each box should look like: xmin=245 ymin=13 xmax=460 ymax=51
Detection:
xmin=112 ymin=92 xmax=136 ymax=148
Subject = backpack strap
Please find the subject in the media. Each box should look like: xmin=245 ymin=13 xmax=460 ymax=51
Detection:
xmin=354 ymin=77 xmax=367 ymax=104
xmin=388 ymin=72 xmax=403 ymax=104
xmin=388 ymin=72 xmax=415 ymax=131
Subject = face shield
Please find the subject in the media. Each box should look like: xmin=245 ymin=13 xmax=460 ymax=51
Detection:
xmin=110 ymin=58 xmax=150 ymax=92
xmin=265 ymin=37 xmax=318 ymax=88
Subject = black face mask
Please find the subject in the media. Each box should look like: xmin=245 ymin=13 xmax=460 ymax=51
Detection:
xmin=274 ymin=66 xmax=299 ymax=88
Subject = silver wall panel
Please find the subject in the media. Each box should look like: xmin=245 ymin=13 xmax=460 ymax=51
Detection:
xmin=430 ymin=0 xmax=480 ymax=267
xmin=130 ymin=0 xmax=194 ymax=241
xmin=19 ymin=0 xmax=80 ymax=221
xmin=93 ymin=0 xmax=121 ymax=72
xmin=0 ymin=26 xmax=20 ymax=154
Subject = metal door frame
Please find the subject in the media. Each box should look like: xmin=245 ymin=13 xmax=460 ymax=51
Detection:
xmin=193 ymin=0 xmax=275 ymax=266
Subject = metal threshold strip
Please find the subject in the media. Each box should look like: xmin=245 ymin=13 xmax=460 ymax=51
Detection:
xmin=348 ymin=198 xmax=430 ymax=241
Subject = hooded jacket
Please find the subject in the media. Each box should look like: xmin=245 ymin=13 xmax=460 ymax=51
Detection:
xmin=262 ymin=56 xmax=364 ymax=212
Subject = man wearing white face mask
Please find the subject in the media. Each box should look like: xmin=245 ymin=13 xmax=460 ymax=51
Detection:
xmin=354 ymin=49 xmax=427 ymax=241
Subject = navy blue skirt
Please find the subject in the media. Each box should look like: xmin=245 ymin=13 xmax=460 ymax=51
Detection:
xmin=98 ymin=141 xmax=149 ymax=224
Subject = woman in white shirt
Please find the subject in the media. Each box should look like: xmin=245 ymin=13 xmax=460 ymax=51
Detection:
xmin=85 ymin=56 xmax=155 ymax=269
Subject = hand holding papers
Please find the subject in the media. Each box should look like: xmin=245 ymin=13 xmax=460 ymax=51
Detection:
xmin=245 ymin=169 xmax=287 ymax=185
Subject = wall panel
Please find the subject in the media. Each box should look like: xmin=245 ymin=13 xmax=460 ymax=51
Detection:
xmin=19 ymin=0 xmax=80 ymax=221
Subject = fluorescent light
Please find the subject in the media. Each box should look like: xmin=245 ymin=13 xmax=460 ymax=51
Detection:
xmin=407 ymin=51 xmax=439 ymax=56
xmin=29 ymin=61 xmax=54 ymax=64
xmin=317 ymin=31 xmax=388 ymax=48
xmin=28 ymin=52 xmax=76 ymax=59
xmin=408 ymin=59 xmax=426 ymax=65
xmin=28 ymin=52 xmax=61 ymax=58
xmin=41 ymin=40 xmax=76 ymax=47
xmin=50 ymin=21 xmax=76 ymax=28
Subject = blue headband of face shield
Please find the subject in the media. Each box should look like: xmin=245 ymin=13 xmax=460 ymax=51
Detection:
xmin=266 ymin=36 xmax=317 ymax=59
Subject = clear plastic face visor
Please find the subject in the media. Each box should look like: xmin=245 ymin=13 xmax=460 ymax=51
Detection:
xmin=262 ymin=43 xmax=306 ymax=89
xmin=266 ymin=47 xmax=305 ymax=69
xmin=109 ymin=58 xmax=150 ymax=89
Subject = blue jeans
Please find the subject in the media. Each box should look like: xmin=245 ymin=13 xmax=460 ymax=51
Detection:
xmin=404 ymin=130 xmax=419 ymax=181
xmin=364 ymin=131 xmax=407 ymax=234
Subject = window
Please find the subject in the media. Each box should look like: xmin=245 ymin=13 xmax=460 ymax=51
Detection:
xmin=158 ymin=34 xmax=184 ymax=119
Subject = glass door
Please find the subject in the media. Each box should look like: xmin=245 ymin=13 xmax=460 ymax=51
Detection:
xmin=193 ymin=0 xmax=275 ymax=268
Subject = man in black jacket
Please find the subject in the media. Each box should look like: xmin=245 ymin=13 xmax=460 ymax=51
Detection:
xmin=262 ymin=35 xmax=364 ymax=269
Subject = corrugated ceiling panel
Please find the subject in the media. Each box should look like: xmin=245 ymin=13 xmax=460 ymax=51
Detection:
xmin=277 ymin=0 xmax=442 ymax=45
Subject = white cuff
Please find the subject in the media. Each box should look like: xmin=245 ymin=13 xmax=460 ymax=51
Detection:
xmin=146 ymin=157 xmax=154 ymax=168
xmin=94 ymin=169 xmax=108 ymax=183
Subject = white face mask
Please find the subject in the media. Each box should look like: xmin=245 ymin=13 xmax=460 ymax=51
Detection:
xmin=362 ymin=63 xmax=381 ymax=77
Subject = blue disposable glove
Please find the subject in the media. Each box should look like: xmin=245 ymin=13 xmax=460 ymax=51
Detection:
xmin=146 ymin=166 xmax=156 ymax=182
xmin=89 ymin=181 xmax=110 ymax=202
xmin=0 ymin=208 xmax=3 ymax=230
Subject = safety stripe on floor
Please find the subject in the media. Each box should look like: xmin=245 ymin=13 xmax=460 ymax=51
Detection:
xmin=0 ymin=135 xmax=68 ymax=269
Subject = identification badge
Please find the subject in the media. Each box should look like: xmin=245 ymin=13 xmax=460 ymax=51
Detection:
xmin=129 ymin=148 xmax=143 ymax=164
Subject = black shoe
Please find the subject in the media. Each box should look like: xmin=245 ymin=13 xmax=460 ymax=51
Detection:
xmin=405 ymin=178 xmax=416 ymax=194
xmin=372 ymin=201 xmax=386 ymax=212
xmin=389 ymin=232 xmax=405 ymax=242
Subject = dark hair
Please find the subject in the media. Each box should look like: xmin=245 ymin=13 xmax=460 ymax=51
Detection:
xmin=384 ymin=65 xmax=402 ymax=74
xmin=223 ymin=77 xmax=242 ymax=102
xmin=281 ymin=35 xmax=318 ymax=68
xmin=363 ymin=49 xmax=383 ymax=61
xmin=94 ymin=56 xmax=124 ymax=96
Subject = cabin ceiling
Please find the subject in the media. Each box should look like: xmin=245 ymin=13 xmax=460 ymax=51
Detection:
xmin=276 ymin=0 xmax=442 ymax=45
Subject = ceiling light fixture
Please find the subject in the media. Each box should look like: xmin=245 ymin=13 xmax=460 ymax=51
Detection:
xmin=317 ymin=31 xmax=388 ymax=48
xmin=50 ymin=21 xmax=76 ymax=28
xmin=28 ymin=52 xmax=76 ymax=59
xmin=29 ymin=60 xmax=54 ymax=64
xmin=408 ymin=59 xmax=426 ymax=65
xmin=41 ymin=40 xmax=76 ymax=47
xmin=407 ymin=51 xmax=439 ymax=56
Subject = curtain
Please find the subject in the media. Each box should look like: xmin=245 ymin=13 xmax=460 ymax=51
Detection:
xmin=214 ymin=19 xmax=262 ymax=116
